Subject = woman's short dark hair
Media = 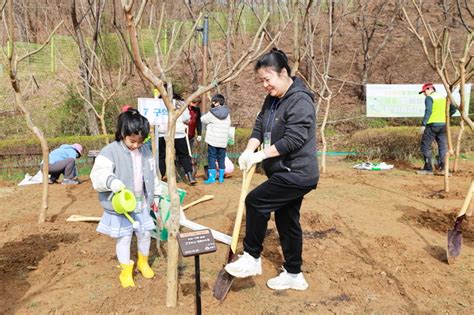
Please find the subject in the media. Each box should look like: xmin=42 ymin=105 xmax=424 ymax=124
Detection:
xmin=115 ymin=108 xmax=150 ymax=142
xmin=211 ymin=94 xmax=226 ymax=106
xmin=255 ymin=48 xmax=291 ymax=75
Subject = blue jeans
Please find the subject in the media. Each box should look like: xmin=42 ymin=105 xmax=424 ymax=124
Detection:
xmin=207 ymin=145 xmax=226 ymax=170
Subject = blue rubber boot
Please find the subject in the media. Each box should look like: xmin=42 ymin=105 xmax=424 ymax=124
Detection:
xmin=218 ymin=169 xmax=225 ymax=183
xmin=204 ymin=169 xmax=216 ymax=185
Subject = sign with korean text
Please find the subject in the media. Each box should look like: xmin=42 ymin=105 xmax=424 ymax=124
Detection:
xmin=137 ymin=98 xmax=168 ymax=125
xmin=366 ymin=84 xmax=471 ymax=117
xmin=177 ymin=229 xmax=216 ymax=257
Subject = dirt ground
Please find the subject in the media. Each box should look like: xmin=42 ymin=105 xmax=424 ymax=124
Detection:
xmin=1 ymin=157 xmax=474 ymax=314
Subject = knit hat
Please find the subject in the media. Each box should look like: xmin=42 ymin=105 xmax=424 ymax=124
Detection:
xmin=72 ymin=143 xmax=83 ymax=157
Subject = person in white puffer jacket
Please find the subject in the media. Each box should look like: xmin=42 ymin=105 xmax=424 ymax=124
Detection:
xmin=201 ymin=94 xmax=231 ymax=184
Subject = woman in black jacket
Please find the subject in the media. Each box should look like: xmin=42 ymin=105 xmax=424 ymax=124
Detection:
xmin=225 ymin=49 xmax=318 ymax=291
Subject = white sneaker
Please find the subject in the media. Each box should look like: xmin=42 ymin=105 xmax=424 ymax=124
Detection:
xmin=267 ymin=268 xmax=308 ymax=291
xmin=224 ymin=251 xmax=262 ymax=278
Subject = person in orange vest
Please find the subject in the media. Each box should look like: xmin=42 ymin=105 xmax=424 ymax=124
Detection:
xmin=417 ymin=83 xmax=457 ymax=175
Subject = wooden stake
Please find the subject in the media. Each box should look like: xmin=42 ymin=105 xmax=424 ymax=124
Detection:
xmin=182 ymin=195 xmax=214 ymax=211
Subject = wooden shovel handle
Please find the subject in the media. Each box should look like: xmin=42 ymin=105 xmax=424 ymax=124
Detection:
xmin=230 ymin=165 xmax=256 ymax=253
xmin=456 ymin=179 xmax=474 ymax=218
xmin=184 ymin=126 xmax=192 ymax=157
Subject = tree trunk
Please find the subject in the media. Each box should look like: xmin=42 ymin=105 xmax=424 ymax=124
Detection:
xmin=164 ymin=112 xmax=180 ymax=307
xmin=360 ymin=61 xmax=369 ymax=100
xmin=71 ymin=0 xmax=100 ymax=135
xmin=225 ymin=1 xmax=235 ymax=107
xmin=320 ymin=97 xmax=331 ymax=174
xmin=6 ymin=0 xmax=49 ymax=224
xmin=9 ymin=66 xmax=50 ymax=223
xmin=453 ymin=120 xmax=464 ymax=172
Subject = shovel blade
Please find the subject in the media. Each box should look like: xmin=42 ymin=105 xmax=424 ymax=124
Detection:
xmin=213 ymin=268 xmax=235 ymax=301
xmin=446 ymin=215 xmax=465 ymax=264
xmin=447 ymin=229 xmax=462 ymax=264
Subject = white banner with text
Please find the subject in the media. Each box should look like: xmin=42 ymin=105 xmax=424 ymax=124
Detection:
xmin=366 ymin=84 xmax=471 ymax=117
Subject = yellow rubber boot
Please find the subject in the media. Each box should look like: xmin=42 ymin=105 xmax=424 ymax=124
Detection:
xmin=119 ymin=261 xmax=135 ymax=288
xmin=137 ymin=253 xmax=154 ymax=279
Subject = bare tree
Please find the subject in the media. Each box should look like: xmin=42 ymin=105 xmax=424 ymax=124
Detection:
xmin=403 ymin=0 xmax=473 ymax=191
xmin=60 ymin=42 xmax=129 ymax=142
xmin=224 ymin=0 xmax=236 ymax=104
xmin=121 ymin=0 xmax=275 ymax=307
xmin=455 ymin=0 xmax=473 ymax=32
xmin=1 ymin=0 xmax=63 ymax=223
xmin=298 ymin=1 xmax=355 ymax=173
xmin=69 ymin=0 xmax=103 ymax=135
xmin=352 ymin=0 xmax=403 ymax=100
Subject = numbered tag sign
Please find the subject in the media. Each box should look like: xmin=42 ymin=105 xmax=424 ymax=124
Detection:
xmin=138 ymin=98 xmax=168 ymax=125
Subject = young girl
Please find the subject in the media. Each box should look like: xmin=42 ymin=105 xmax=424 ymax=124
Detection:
xmin=90 ymin=108 xmax=162 ymax=288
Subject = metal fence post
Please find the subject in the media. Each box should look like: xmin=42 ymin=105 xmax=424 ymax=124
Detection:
xmin=50 ymin=35 xmax=56 ymax=73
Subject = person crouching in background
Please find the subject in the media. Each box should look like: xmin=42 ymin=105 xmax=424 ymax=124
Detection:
xmin=44 ymin=143 xmax=83 ymax=184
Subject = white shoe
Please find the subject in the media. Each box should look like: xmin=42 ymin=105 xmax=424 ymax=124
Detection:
xmin=224 ymin=251 xmax=262 ymax=278
xmin=267 ymin=268 xmax=308 ymax=291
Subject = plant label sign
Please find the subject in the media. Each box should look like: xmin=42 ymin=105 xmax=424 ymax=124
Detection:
xmin=177 ymin=229 xmax=216 ymax=257
xmin=137 ymin=98 xmax=169 ymax=125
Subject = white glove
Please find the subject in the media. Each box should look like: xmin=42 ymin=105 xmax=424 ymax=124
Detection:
xmin=238 ymin=150 xmax=254 ymax=170
xmin=110 ymin=179 xmax=125 ymax=193
xmin=419 ymin=126 xmax=426 ymax=135
xmin=132 ymin=221 xmax=140 ymax=229
xmin=247 ymin=151 xmax=267 ymax=168
xmin=196 ymin=135 xmax=202 ymax=142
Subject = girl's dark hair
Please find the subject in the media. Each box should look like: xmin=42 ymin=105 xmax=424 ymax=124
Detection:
xmin=254 ymin=48 xmax=291 ymax=75
xmin=115 ymin=108 xmax=150 ymax=142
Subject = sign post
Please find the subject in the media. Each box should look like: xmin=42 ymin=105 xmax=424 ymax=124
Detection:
xmin=177 ymin=229 xmax=216 ymax=315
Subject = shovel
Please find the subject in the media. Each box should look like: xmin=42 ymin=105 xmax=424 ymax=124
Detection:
xmin=447 ymin=179 xmax=474 ymax=264
xmin=213 ymin=164 xmax=256 ymax=301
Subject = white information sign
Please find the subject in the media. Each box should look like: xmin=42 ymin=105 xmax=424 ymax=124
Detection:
xmin=137 ymin=98 xmax=168 ymax=125
xmin=366 ymin=84 xmax=471 ymax=117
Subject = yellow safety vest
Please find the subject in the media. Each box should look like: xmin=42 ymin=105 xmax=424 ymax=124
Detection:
xmin=427 ymin=91 xmax=447 ymax=124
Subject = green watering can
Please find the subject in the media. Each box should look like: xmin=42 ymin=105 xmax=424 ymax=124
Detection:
xmin=112 ymin=188 xmax=139 ymax=228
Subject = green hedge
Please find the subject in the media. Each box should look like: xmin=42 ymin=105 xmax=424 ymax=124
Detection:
xmin=349 ymin=126 xmax=474 ymax=162
xmin=0 ymin=135 xmax=111 ymax=156
xmin=0 ymin=128 xmax=254 ymax=157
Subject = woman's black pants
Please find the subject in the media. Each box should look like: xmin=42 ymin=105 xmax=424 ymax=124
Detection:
xmin=243 ymin=175 xmax=314 ymax=274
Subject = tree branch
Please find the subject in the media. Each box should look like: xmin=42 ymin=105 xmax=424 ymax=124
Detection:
xmin=18 ymin=20 xmax=63 ymax=64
